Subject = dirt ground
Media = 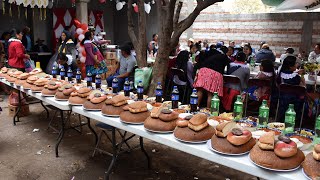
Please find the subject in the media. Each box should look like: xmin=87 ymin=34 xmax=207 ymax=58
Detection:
xmin=0 ymin=94 xmax=257 ymax=180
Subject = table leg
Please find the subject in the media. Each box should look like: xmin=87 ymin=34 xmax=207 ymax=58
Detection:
xmin=86 ymin=117 xmax=98 ymax=145
xmin=40 ymin=101 xmax=49 ymax=119
xmin=13 ymin=91 xmax=21 ymax=126
xmin=139 ymin=137 xmax=151 ymax=169
xmin=55 ymin=110 xmax=65 ymax=157
xmin=105 ymin=128 xmax=117 ymax=180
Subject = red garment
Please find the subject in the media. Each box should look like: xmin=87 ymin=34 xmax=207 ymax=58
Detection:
xmin=166 ymin=56 xmax=177 ymax=78
xmin=8 ymin=39 xmax=27 ymax=69
xmin=193 ymin=68 xmax=223 ymax=96
xmin=222 ymin=87 xmax=240 ymax=111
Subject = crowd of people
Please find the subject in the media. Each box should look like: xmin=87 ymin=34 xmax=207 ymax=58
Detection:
xmin=1 ymin=25 xmax=320 ymax=123
xmin=164 ymin=38 xmax=320 ymax=123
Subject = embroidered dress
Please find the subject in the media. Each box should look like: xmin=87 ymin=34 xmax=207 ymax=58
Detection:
xmin=245 ymin=71 xmax=273 ymax=101
xmin=84 ymin=40 xmax=108 ymax=75
xmin=193 ymin=67 xmax=223 ymax=96
xmin=276 ymin=71 xmax=304 ymax=122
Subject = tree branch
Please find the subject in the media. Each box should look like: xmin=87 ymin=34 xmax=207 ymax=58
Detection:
xmin=170 ymin=0 xmax=224 ymax=49
xmin=173 ymin=1 xmax=183 ymax=30
xmin=127 ymin=0 xmax=138 ymax=47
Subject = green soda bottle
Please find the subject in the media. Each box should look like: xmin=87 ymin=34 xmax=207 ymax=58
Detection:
xmin=211 ymin=92 xmax=220 ymax=116
xmin=250 ymin=57 xmax=255 ymax=71
xmin=258 ymin=100 xmax=269 ymax=128
xmin=314 ymin=115 xmax=320 ymax=144
xmin=233 ymin=95 xmax=243 ymax=120
xmin=284 ymin=104 xmax=296 ymax=134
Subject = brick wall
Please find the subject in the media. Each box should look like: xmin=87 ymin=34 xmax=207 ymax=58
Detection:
xmin=180 ymin=2 xmax=320 ymax=57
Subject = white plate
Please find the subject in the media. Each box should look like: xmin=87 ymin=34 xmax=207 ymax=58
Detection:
xmin=119 ymin=119 xmax=144 ymax=125
xmin=54 ymin=98 xmax=69 ymax=101
xmin=249 ymin=156 xmax=301 ymax=172
xmin=206 ymin=140 xmax=249 ymax=156
xmin=41 ymin=93 xmax=55 ymax=97
xmin=83 ymin=107 xmax=101 ymax=111
xmin=68 ymin=101 xmax=83 ymax=106
xmin=302 ymin=169 xmax=312 ymax=180
xmin=174 ymin=136 xmax=207 ymax=144
xmin=144 ymin=127 xmax=173 ymax=134
xmin=31 ymin=90 xmax=42 ymax=93
xmin=101 ymin=113 xmax=120 ymax=117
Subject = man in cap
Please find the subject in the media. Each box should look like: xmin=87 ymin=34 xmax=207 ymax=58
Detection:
xmin=280 ymin=47 xmax=294 ymax=63
xmin=106 ymin=44 xmax=137 ymax=90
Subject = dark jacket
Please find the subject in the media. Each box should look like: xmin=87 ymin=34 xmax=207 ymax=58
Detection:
xmin=201 ymin=53 xmax=230 ymax=74
xmin=255 ymin=49 xmax=276 ymax=63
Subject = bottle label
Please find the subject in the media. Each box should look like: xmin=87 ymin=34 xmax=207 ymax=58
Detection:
xmin=124 ymin=85 xmax=130 ymax=91
xmin=259 ymin=110 xmax=269 ymax=118
xmin=112 ymin=83 xmax=118 ymax=88
xmin=171 ymin=94 xmax=179 ymax=101
xmin=137 ymin=87 xmax=144 ymax=93
xmin=67 ymin=72 xmax=73 ymax=77
xmin=211 ymin=100 xmax=219 ymax=109
xmin=96 ymin=79 xmax=101 ymax=84
xmin=235 ymin=105 xmax=242 ymax=113
xmin=60 ymin=72 xmax=65 ymax=76
xmin=190 ymin=97 xmax=198 ymax=105
xmin=76 ymin=74 xmax=81 ymax=80
xmin=156 ymin=90 xmax=163 ymax=96
xmin=87 ymin=77 xmax=92 ymax=82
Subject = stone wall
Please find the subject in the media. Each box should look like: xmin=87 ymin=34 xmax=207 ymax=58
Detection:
xmin=180 ymin=3 xmax=320 ymax=57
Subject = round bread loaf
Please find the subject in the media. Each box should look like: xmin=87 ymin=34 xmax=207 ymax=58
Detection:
xmin=250 ymin=144 xmax=305 ymax=170
xmin=68 ymin=96 xmax=87 ymax=105
xmin=15 ymin=79 xmax=26 ymax=86
xmin=302 ymin=153 xmax=320 ymax=179
xmin=41 ymin=88 xmax=57 ymax=96
xmin=144 ymin=116 xmax=177 ymax=132
xmin=211 ymin=135 xmax=256 ymax=154
xmin=159 ymin=110 xmax=179 ymax=122
xmin=101 ymin=104 xmax=125 ymax=116
xmin=120 ymin=111 xmax=150 ymax=124
xmin=173 ymin=126 xmax=216 ymax=142
xmin=83 ymin=100 xmax=104 ymax=110
xmin=22 ymin=82 xmax=33 ymax=89
xmin=123 ymin=105 xmax=129 ymax=111
xmin=31 ymin=85 xmax=45 ymax=92
xmin=55 ymin=91 xmax=70 ymax=100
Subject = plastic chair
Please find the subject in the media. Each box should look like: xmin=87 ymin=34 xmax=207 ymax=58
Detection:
xmin=244 ymin=78 xmax=272 ymax=117
xmin=275 ymin=84 xmax=306 ymax=128
xmin=223 ymin=75 xmax=241 ymax=111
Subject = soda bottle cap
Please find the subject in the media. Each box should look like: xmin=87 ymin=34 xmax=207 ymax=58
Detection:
xmin=193 ymin=89 xmax=197 ymax=92
xmin=157 ymin=82 xmax=161 ymax=85
xmin=125 ymin=78 xmax=128 ymax=81
xmin=139 ymin=80 xmax=142 ymax=83
xmin=173 ymin=86 xmax=177 ymax=89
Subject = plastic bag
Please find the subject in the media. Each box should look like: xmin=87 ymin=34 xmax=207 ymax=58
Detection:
xmin=9 ymin=91 xmax=26 ymax=106
xmin=24 ymin=59 xmax=35 ymax=72
xmin=134 ymin=67 xmax=153 ymax=91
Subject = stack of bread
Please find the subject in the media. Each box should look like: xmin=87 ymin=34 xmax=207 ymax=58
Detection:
xmin=23 ymin=75 xmax=39 ymax=89
xmin=29 ymin=69 xmax=42 ymax=75
xmin=120 ymin=101 xmax=150 ymax=124
xmin=250 ymin=132 xmax=305 ymax=170
xmin=144 ymin=107 xmax=178 ymax=132
xmin=31 ymin=78 xmax=49 ymax=92
xmin=55 ymin=83 xmax=76 ymax=100
xmin=68 ymin=87 xmax=92 ymax=105
xmin=15 ymin=73 xmax=30 ymax=86
xmin=83 ymin=90 xmax=108 ymax=110
xmin=174 ymin=113 xmax=216 ymax=143
xmin=211 ymin=122 xmax=256 ymax=154
xmin=41 ymin=81 xmax=60 ymax=96
xmin=7 ymin=71 xmax=23 ymax=83
xmin=101 ymin=94 xmax=128 ymax=116
xmin=303 ymin=144 xmax=320 ymax=179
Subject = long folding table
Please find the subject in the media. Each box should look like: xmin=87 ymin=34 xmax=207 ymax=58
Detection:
xmin=0 ymin=78 xmax=309 ymax=180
